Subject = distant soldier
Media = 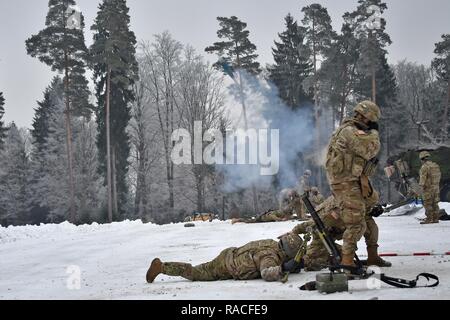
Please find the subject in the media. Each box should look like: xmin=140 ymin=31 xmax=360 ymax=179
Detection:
xmin=310 ymin=187 xmax=325 ymax=207
xmin=297 ymin=170 xmax=312 ymax=195
xmin=146 ymin=234 xmax=303 ymax=283
xmin=325 ymin=100 xmax=381 ymax=269
xmin=231 ymin=189 xmax=302 ymax=224
xmin=280 ymin=189 xmax=306 ymax=220
xmin=231 ymin=209 xmax=290 ymax=224
xmin=418 ymin=151 xmax=441 ymax=224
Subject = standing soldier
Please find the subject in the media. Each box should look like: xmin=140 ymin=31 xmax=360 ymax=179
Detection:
xmin=296 ymin=171 xmax=312 ymax=219
xmin=325 ymin=101 xmax=381 ymax=269
xmin=297 ymin=170 xmax=312 ymax=195
xmin=418 ymin=151 xmax=441 ymax=224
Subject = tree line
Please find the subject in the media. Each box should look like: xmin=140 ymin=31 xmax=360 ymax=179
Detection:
xmin=0 ymin=0 xmax=448 ymax=226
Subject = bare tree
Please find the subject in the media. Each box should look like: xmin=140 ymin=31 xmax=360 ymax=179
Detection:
xmin=129 ymin=61 xmax=161 ymax=220
xmin=140 ymin=33 xmax=183 ymax=218
xmin=395 ymin=60 xmax=450 ymax=147
xmin=176 ymin=46 xmax=226 ymax=212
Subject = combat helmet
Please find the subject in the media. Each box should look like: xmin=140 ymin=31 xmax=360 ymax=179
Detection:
xmin=354 ymin=101 xmax=381 ymax=122
xmin=280 ymin=234 xmax=303 ymax=259
xmin=311 ymin=187 xmax=319 ymax=194
xmin=419 ymin=151 xmax=431 ymax=160
xmin=304 ymin=170 xmax=312 ymax=177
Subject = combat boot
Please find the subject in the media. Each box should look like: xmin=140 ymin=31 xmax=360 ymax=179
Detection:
xmin=366 ymin=246 xmax=392 ymax=267
xmin=340 ymin=253 xmax=357 ymax=275
xmin=420 ymin=218 xmax=438 ymax=225
xmin=146 ymin=258 xmax=163 ymax=283
xmin=433 ymin=211 xmax=441 ymax=224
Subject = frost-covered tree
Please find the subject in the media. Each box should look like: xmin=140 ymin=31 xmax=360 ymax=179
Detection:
xmin=73 ymin=119 xmax=105 ymax=223
xmin=32 ymin=96 xmax=104 ymax=224
xmin=29 ymin=78 xmax=65 ymax=223
xmin=432 ymin=34 xmax=450 ymax=141
xmin=139 ymin=32 xmax=182 ymax=218
xmin=0 ymin=123 xmax=31 ymax=226
xmin=128 ymin=60 xmax=161 ymax=220
xmin=0 ymin=92 xmax=7 ymax=149
xmin=176 ymin=47 xmax=226 ymax=212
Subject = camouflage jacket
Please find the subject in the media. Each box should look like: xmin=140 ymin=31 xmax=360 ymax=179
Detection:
xmin=280 ymin=196 xmax=303 ymax=216
xmin=419 ymin=161 xmax=441 ymax=193
xmin=297 ymin=176 xmax=311 ymax=194
xmin=326 ymin=118 xmax=380 ymax=185
xmin=310 ymin=193 xmax=325 ymax=207
xmin=225 ymin=240 xmax=287 ymax=281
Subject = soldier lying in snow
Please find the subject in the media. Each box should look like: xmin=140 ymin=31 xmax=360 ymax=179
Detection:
xmin=231 ymin=189 xmax=303 ymax=224
xmin=146 ymin=234 xmax=304 ymax=283
xmin=184 ymin=213 xmax=217 ymax=222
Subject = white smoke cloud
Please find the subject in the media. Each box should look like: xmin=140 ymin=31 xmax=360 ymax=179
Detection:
xmin=218 ymin=70 xmax=315 ymax=193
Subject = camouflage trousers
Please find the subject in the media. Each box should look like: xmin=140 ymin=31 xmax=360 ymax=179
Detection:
xmin=331 ymin=181 xmax=367 ymax=256
xmin=364 ymin=215 xmax=378 ymax=248
xmin=303 ymin=237 xmax=343 ymax=271
xmin=161 ymin=249 xmax=233 ymax=281
xmin=423 ymin=189 xmax=440 ymax=221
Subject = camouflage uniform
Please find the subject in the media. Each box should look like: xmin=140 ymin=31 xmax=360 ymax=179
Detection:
xmin=231 ymin=209 xmax=292 ymax=224
xmin=232 ymin=190 xmax=301 ymax=224
xmin=292 ymin=197 xmax=345 ymax=271
xmin=419 ymin=153 xmax=441 ymax=223
xmin=157 ymin=240 xmax=290 ymax=282
xmin=325 ymin=101 xmax=381 ymax=265
xmin=280 ymin=190 xmax=305 ymax=220
xmin=297 ymin=171 xmax=312 ymax=195
xmin=310 ymin=187 xmax=325 ymax=208
xmin=363 ymin=188 xmax=380 ymax=249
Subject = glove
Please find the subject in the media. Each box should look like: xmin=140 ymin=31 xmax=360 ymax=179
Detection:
xmin=369 ymin=205 xmax=384 ymax=217
xmin=282 ymin=259 xmax=304 ymax=273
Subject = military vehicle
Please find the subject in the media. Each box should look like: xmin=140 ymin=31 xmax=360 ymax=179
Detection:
xmin=386 ymin=146 xmax=450 ymax=202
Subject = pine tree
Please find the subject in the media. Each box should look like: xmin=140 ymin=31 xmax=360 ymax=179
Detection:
xmin=29 ymin=77 xmax=65 ymax=224
xmin=301 ymin=4 xmax=335 ymax=107
xmin=31 ymin=77 xmax=64 ymax=152
xmin=345 ymin=0 xmax=391 ymax=103
xmin=0 ymin=92 xmax=7 ymax=149
xmin=0 ymin=123 xmax=31 ymax=226
xmin=268 ymin=14 xmax=312 ymax=109
xmin=301 ymin=3 xmax=336 ymax=190
xmin=205 ymin=16 xmax=261 ymax=75
xmin=90 ymin=0 xmax=139 ymax=222
xmin=432 ymin=34 xmax=450 ymax=140
xmin=205 ymin=16 xmax=261 ymax=214
xmin=26 ymin=0 xmax=92 ymax=223
xmin=319 ymin=23 xmax=361 ymax=125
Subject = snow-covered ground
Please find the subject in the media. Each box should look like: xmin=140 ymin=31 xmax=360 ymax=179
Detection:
xmin=1 ymin=203 xmax=449 ymax=300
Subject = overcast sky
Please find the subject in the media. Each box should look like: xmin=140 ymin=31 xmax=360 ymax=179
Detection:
xmin=0 ymin=0 xmax=449 ymax=128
